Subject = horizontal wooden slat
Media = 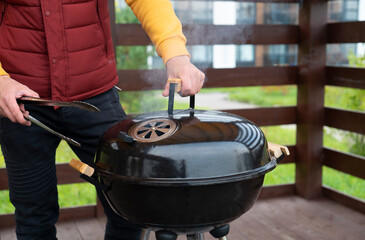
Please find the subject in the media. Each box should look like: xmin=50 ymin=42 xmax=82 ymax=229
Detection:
xmin=117 ymin=66 xmax=298 ymax=91
xmin=224 ymin=106 xmax=297 ymax=126
xmin=259 ymin=184 xmax=296 ymax=199
xmin=116 ymin=24 xmax=149 ymax=46
xmin=326 ymin=66 xmax=365 ymax=89
xmin=0 ymin=213 xmax=14 ymax=229
xmin=0 ymin=163 xmax=84 ymax=191
xmin=118 ymin=69 xmax=166 ymax=91
xmin=327 ymin=21 xmax=365 ymax=43
xmin=0 ymin=205 xmax=97 ymax=229
xmin=56 ymin=163 xmax=85 ymax=185
xmin=58 ymin=205 xmax=97 ymax=222
xmin=323 ymin=148 xmax=365 ymax=180
xmin=324 ymin=107 xmax=365 ymax=135
xmin=204 ymin=66 xmax=298 ymax=87
xmin=0 ymin=169 xmax=7 ymax=190
xmin=323 ymin=186 xmax=365 ymax=215
xmin=116 ymin=24 xmax=299 ymax=45
xmin=184 ymin=24 xmax=299 ymax=45
xmin=280 ymin=145 xmax=296 ymax=164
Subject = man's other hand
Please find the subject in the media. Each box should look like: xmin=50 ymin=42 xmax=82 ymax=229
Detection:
xmin=0 ymin=75 xmax=39 ymax=126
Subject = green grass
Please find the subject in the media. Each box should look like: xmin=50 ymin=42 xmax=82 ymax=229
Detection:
xmin=228 ymin=86 xmax=297 ymax=107
xmin=0 ymin=183 xmax=96 ymax=214
xmin=264 ymin=164 xmax=295 ymax=186
xmin=325 ymin=86 xmax=365 ymax=111
xmin=55 ymin=140 xmax=78 ymax=163
xmin=58 ymin=183 xmax=96 ymax=208
xmin=323 ymin=167 xmax=365 ymax=200
xmin=0 ymin=190 xmax=14 ymax=214
xmin=261 ymin=125 xmax=296 ymax=185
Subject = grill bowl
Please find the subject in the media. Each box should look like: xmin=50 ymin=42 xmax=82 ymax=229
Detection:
xmin=93 ymin=109 xmax=279 ymax=233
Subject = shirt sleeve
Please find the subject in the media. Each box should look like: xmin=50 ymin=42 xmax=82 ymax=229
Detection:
xmin=125 ymin=0 xmax=190 ymax=65
xmin=0 ymin=62 xmax=9 ymax=76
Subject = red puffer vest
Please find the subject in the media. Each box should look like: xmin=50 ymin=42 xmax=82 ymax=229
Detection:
xmin=0 ymin=0 xmax=118 ymax=101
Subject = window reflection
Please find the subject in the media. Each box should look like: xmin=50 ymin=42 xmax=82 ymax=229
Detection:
xmin=328 ymin=0 xmax=360 ymax=22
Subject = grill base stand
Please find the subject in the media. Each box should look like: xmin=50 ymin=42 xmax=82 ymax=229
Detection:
xmin=140 ymin=225 xmax=229 ymax=240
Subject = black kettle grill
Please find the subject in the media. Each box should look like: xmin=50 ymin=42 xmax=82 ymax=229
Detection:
xmin=70 ymin=79 xmax=289 ymax=240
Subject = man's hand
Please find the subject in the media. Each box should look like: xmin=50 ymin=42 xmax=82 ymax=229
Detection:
xmin=0 ymin=75 xmax=39 ymax=126
xmin=164 ymin=55 xmax=205 ymax=97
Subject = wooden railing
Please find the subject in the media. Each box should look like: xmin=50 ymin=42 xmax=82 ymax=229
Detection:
xmin=323 ymin=19 xmax=365 ymax=212
xmin=1 ymin=0 xmax=364 ymax=228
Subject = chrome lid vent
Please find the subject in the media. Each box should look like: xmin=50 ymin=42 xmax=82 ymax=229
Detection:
xmin=129 ymin=118 xmax=177 ymax=142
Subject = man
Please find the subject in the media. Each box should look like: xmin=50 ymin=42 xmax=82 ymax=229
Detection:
xmin=0 ymin=0 xmax=205 ymax=239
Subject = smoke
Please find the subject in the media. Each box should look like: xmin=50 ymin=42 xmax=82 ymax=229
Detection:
xmin=139 ymin=69 xmax=166 ymax=90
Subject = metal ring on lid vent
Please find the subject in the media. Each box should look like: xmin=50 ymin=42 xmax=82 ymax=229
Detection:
xmin=129 ymin=118 xmax=178 ymax=142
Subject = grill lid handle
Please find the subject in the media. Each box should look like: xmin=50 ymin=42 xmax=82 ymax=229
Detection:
xmin=267 ymin=142 xmax=290 ymax=163
xmin=167 ymin=78 xmax=195 ymax=117
xmin=69 ymin=159 xmax=94 ymax=177
xmin=118 ymin=131 xmax=134 ymax=143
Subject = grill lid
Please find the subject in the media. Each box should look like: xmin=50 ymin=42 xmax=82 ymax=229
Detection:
xmin=95 ymin=109 xmax=274 ymax=185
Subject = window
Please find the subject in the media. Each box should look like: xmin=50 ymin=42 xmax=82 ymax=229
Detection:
xmin=189 ymin=45 xmax=213 ymax=69
xmin=236 ymin=45 xmax=255 ymax=67
xmin=236 ymin=2 xmax=256 ymax=24
xmin=173 ymin=1 xmax=213 ymax=24
xmin=264 ymin=3 xmax=298 ymax=24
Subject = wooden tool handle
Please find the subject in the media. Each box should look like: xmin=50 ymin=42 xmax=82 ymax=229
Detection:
xmin=267 ymin=142 xmax=290 ymax=159
xmin=167 ymin=78 xmax=182 ymax=92
xmin=69 ymin=159 xmax=95 ymax=177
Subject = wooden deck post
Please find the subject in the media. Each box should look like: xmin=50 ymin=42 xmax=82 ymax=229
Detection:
xmin=296 ymin=0 xmax=327 ymax=199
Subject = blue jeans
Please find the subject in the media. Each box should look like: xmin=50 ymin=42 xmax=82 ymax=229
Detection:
xmin=0 ymin=88 xmax=141 ymax=240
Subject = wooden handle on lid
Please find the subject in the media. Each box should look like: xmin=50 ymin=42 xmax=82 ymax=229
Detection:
xmin=167 ymin=78 xmax=182 ymax=92
xmin=267 ymin=142 xmax=290 ymax=159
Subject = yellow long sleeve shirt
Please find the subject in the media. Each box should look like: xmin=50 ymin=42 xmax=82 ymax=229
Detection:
xmin=0 ymin=0 xmax=189 ymax=76
xmin=0 ymin=62 xmax=8 ymax=76
xmin=125 ymin=0 xmax=189 ymax=64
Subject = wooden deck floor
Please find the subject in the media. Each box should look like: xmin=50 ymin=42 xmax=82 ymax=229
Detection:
xmin=1 ymin=196 xmax=364 ymax=240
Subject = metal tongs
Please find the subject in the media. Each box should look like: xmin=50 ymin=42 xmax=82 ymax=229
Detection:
xmin=17 ymin=96 xmax=100 ymax=112
xmin=17 ymin=97 xmax=100 ymax=147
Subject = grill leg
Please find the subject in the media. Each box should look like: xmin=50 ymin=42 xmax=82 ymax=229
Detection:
xmin=209 ymin=224 xmax=230 ymax=239
xmin=187 ymin=232 xmax=205 ymax=240
xmin=140 ymin=228 xmax=151 ymax=240
xmin=155 ymin=230 xmax=178 ymax=240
